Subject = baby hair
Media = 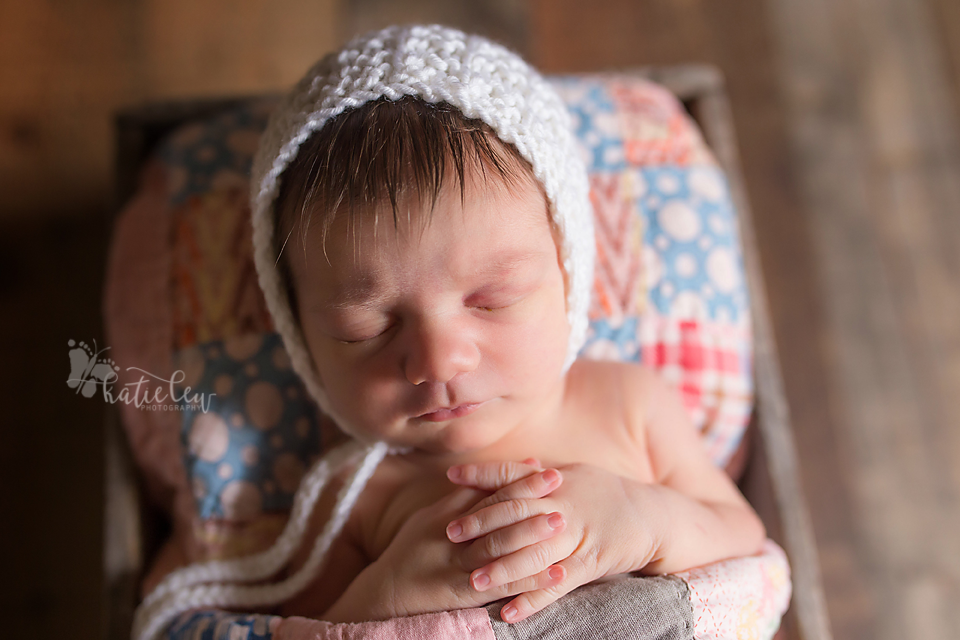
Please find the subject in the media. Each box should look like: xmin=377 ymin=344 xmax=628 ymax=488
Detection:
xmin=273 ymin=95 xmax=537 ymax=311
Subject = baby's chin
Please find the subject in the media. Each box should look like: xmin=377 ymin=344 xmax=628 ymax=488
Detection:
xmin=419 ymin=427 xmax=496 ymax=457
xmin=340 ymin=399 xmax=525 ymax=464
xmin=415 ymin=426 xmax=528 ymax=469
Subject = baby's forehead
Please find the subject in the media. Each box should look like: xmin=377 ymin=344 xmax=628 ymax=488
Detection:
xmin=287 ymin=171 xmax=557 ymax=288
xmin=318 ymin=245 xmax=546 ymax=299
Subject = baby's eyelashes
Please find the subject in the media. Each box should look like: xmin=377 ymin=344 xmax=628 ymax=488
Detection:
xmin=464 ymin=291 xmax=524 ymax=312
xmin=334 ymin=329 xmax=390 ymax=344
xmin=327 ymin=318 xmax=397 ymax=344
xmin=464 ymin=276 xmax=541 ymax=312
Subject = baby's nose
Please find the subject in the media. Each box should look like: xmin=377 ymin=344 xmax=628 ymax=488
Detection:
xmin=402 ymin=317 xmax=481 ymax=385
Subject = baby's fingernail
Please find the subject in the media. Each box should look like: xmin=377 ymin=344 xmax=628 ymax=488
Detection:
xmin=547 ymin=512 xmax=564 ymax=529
xmin=447 ymin=466 xmax=462 ymax=481
xmin=548 ymin=566 xmax=565 ymax=581
xmin=446 ymin=522 xmax=463 ymax=540
xmin=542 ymin=469 xmax=560 ymax=486
xmin=472 ymin=572 xmax=491 ymax=590
xmin=501 ymin=605 xmax=518 ymax=621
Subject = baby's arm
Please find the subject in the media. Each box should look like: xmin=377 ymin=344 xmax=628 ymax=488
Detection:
xmin=636 ymin=367 xmax=766 ymax=573
xmin=278 ymin=473 xmax=377 ymax=618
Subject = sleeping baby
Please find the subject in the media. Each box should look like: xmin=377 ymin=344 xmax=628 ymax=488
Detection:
xmin=134 ymin=24 xmax=767 ymax=639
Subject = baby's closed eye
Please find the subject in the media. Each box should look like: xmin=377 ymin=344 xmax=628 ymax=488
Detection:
xmin=464 ymin=280 xmax=540 ymax=312
xmin=323 ymin=311 xmax=396 ymax=344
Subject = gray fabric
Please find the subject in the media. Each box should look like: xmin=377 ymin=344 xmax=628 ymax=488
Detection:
xmin=486 ymin=575 xmax=693 ymax=640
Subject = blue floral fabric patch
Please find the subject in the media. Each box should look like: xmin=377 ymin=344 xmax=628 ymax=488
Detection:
xmin=175 ymin=332 xmax=322 ymax=519
xmin=156 ymin=98 xmax=279 ymax=207
xmin=639 ymin=165 xmax=748 ymax=324
xmin=167 ymin=610 xmax=278 ymax=640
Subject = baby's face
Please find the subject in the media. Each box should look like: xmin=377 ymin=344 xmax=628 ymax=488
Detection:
xmin=287 ymin=167 xmax=570 ymax=460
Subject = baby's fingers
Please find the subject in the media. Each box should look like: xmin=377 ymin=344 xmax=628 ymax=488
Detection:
xmin=497 ymin=568 xmax=577 ymax=624
xmin=478 ymin=564 xmax=566 ymax=608
xmin=448 ymin=482 xmax=560 ymax=542
xmin=457 ymin=468 xmax=563 ymax=521
xmin=456 ymin=512 xmax=566 ymax=571
xmin=447 ymin=460 xmax=543 ymax=491
xmin=468 ymin=531 xmax=577 ymax=595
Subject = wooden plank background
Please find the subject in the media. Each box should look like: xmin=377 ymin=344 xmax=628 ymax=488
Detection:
xmin=768 ymin=0 xmax=960 ymax=636
xmin=0 ymin=0 xmax=339 ymax=221
xmin=1 ymin=0 xmax=959 ymax=637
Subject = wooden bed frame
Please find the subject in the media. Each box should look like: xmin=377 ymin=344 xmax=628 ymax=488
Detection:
xmin=104 ymin=65 xmax=833 ymax=640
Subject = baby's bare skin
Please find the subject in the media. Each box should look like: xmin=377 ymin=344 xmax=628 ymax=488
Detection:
xmin=280 ymin=360 xmax=763 ymax=622
xmin=275 ymin=156 xmax=763 ymax=623
xmin=362 ymin=359 xmax=657 ymax=561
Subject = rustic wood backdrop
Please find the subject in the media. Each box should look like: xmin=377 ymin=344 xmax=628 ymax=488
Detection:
xmin=1 ymin=0 xmax=958 ymax=638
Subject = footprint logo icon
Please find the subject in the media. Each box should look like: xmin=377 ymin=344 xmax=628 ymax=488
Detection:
xmin=67 ymin=339 xmax=120 ymax=398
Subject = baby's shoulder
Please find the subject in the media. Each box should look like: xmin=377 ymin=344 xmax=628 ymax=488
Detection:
xmin=567 ymin=358 xmax=658 ymax=384
xmin=560 ymin=360 xmax=664 ymax=475
xmin=565 ymin=359 xmax=659 ymax=420
xmin=347 ymin=456 xmax=448 ymax=559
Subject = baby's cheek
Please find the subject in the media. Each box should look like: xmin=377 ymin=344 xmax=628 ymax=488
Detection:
xmin=329 ymin=360 xmax=403 ymax=417
xmin=498 ymin=314 xmax=568 ymax=381
xmin=303 ymin=340 xmax=363 ymax=406
xmin=316 ymin=357 xmax=365 ymax=399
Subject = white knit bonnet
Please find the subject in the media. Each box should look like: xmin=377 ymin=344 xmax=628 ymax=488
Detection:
xmin=251 ymin=24 xmax=594 ymax=432
xmin=133 ymin=24 xmax=593 ymax=640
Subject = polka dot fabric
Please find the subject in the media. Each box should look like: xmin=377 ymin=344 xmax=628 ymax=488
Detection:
xmin=643 ymin=166 xmax=748 ymax=323
xmin=557 ymin=76 xmax=754 ymax=466
xmin=157 ymin=98 xmax=279 ymax=208
xmin=175 ymin=333 xmax=322 ymax=520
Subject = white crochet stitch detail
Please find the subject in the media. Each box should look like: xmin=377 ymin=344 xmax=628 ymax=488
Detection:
xmin=138 ymin=439 xmax=364 ymax=610
xmin=133 ymin=441 xmax=389 ymax=640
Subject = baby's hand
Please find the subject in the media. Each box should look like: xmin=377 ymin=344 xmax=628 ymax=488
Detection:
xmin=446 ymin=462 xmax=659 ymax=623
xmin=327 ymin=460 xmax=567 ymax=621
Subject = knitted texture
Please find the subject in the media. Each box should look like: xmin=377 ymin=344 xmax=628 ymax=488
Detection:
xmin=133 ymin=440 xmax=389 ymax=640
xmin=250 ymin=24 xmax=595 ymax=434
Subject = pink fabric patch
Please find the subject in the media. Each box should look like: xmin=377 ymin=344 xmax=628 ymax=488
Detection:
xmin=104 ymin=160 xmax=185 ymax=514
xmin=275 ymin=610 xmax=495 ymax=640
xmin=103 ymin=160 xmax=209 ymax=563
xmin=677 ymin=540 xmax=792 ymax=640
